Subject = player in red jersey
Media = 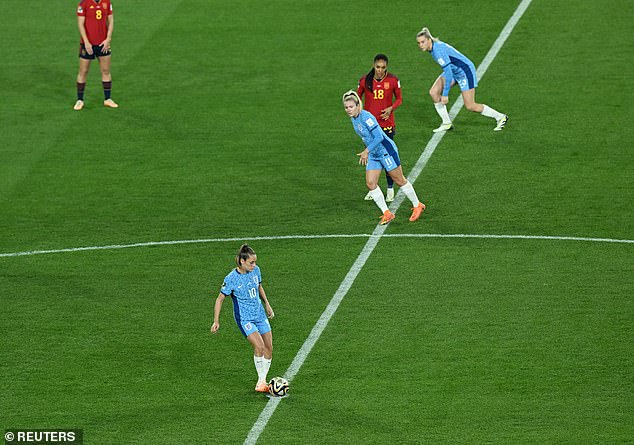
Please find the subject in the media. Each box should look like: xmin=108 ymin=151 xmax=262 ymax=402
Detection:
xmin=357 ymin=54 xmax=402 ymax=202
xmin=73 ymin=0 xmax=118 ymax=110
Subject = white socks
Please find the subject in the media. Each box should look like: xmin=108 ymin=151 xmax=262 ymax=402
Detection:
xmin=434 ymin=102 xmax=452 ymax=124
xmin=262 ymin=357 xmax=271 ymax=381
xmin=369 ymin=187 xmax=389 ymax=213
xmin=400 ymin=181 xmax=420 ymax=207
xmin=254 ymin=355 xmax=272 ymax=384
xmin=481 ymin=104 xmax=504 ymax=120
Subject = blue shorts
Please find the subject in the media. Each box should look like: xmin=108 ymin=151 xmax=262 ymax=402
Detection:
xmin=451 ymin=61 xmax=478 ymax=91
xmin=237 ymin=318 xmax=271 ymax=337
xmin=367 ymin=139 xmax=400 ymax=172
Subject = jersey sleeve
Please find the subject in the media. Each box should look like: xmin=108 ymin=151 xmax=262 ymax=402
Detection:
xmin=220 ymin=274 xmax=234 ymax=296
xmin=356 ymin=76 xmax=365 ymax=98
xmin=76 ymin=2 xmax=85 ymax=16
xmin=255 ymin=266 xmax=262 ymax=286
xmin=391 ymin=77 xmax=402 ymax=110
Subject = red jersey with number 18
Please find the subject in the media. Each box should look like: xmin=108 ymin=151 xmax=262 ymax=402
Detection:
xmin=77 ymin=0 xmax=113 ymax=44
xmin=356 ymin=73 xmax=402 ymax=129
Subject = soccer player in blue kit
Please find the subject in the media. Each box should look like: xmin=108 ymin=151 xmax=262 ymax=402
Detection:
xmin=211 ymin=244 xmax=275 ymax=393
xmin=343 ymin=90 xmax=426 ymax=225
xmin=416 ymin=27 xmax=508 ymax=132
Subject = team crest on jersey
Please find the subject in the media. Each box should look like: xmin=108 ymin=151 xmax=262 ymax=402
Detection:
xmin=385 ymin=83 xmax=390 ymax=90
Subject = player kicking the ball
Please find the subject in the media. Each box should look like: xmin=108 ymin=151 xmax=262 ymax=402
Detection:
xmin=211 ymin=244 xmax=275 ymax=393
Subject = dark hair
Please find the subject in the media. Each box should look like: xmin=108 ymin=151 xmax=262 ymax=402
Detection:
xmin=235 ymin=244 xmax=256 ymax=267
xmin=365 ymin=54 xmax=389 ymax=92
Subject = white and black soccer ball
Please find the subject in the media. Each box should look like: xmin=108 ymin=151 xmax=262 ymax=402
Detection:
xmin=268 ymin=376 xmax=289 ymax=397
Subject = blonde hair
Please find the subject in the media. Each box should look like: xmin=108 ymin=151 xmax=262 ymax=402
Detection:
xmin=342 ymin=90 xmax=362 ymax=109
xmin=416 ymin=27 xmax=438 ymax=42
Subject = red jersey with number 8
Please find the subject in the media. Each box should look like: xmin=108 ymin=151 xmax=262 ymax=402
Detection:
xmin=77 ymin=0 xmax=113 ymax=44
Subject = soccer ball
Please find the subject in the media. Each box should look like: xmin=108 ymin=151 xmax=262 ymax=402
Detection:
xmin=268 ymin=376 xmax=289 ymax=397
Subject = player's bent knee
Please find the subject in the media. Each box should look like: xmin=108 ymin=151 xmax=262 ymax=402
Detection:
xmin=465 ymin=102 xmax=481 ymax=112
xmin=389 ymin=171 xmax=407 ymax=186
xmin=394 ymin=178 xmax=407 ymax=187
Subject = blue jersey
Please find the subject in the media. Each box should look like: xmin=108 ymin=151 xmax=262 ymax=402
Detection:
xmin=220 ymin=266 xmax=266 ymax=324
xmin=351 ymin=110 xmax=398 ymax=160
xmin=429 ymin=41 xmax=478 ymax=96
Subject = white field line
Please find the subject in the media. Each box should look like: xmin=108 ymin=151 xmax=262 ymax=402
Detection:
xmin=244 ymin=1 xmax=535 ymax=444
xmin=1 ymin=233 xmax=632 ymax=258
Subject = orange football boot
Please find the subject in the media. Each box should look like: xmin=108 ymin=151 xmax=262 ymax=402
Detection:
xmin=379 ymin=210 xmax=395 ymax=225
xmin=409 ymin=202 xmax=426 ymax=222
xmin=255 ymin=382 xmax=270 ymax=393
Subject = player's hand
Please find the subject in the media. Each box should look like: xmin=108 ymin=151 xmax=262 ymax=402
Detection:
xmin=84 ymin=43 xmax=93 ymax=55
xmin=357 ymin=149 xmax=369 ymax=166
xmin=441 ymin=96 xmax=449 ymax=105
xmin=211 ymin=322 xmax=220 ymax=334
xmin=266 ymin=304 xmax=275 ymax=319
xmin=99 ymin=39 xmax=111 ymax=52
xmin=380 ymin=106 xmax=392 ymax=120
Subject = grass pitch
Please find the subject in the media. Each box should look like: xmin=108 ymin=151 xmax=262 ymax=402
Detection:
xmin=1 ymin=0 xmax=632 ymax=443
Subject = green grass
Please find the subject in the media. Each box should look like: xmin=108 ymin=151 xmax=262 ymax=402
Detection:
xmin=1 ymin=0 xmax=632 ymax=443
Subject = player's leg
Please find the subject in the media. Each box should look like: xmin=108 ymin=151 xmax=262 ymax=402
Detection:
xmin=429 ymin=75 xmax=453 ymax=132
xmin=366 ymin=168 xmax=393 ymax=224
xmin=246 ymin=331 xmax=269 ymax=391
xmin=260 ymin=330 xmax=273 ymax=384
xmin=383 ymin=127 xmax=396 ymax=202
xmin=386 ymin=166 xmax=426 ymax=222
xmin=257 ymin=318 xmax=273 ymax=382
xmin=462 ymin=88 xmax=508 ymax=131
xmin=461 ymin=88 xmax=483 ymax=113
xmin=74 ymin=55 xmax=91 ymax=110
xmin=98 ymin=54 xmax=118 ymax=108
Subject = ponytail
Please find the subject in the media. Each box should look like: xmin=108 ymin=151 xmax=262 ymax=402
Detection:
xmin=235 ymin=244 xmax=256 ymax=268
xmin=416 ymin=27 xmax=438 ymax=42
xmin=365 ymin=69 xmax=375 ymax=91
